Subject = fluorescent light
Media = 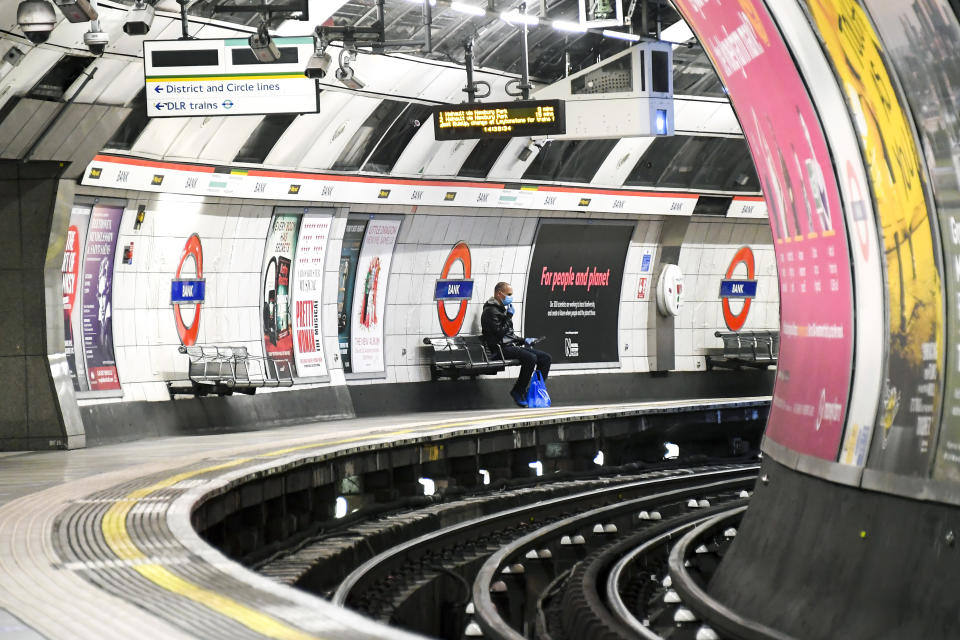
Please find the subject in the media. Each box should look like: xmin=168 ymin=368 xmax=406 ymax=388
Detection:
xmin=501 ymin=11 xmax=539 ymax=26
xmin=451 ymin=1 xmax=485 ymax=15
xmin=552 ymin=20 xmax=586 ymax=32
xmin=602 ymin=29 xmax=641 ymax=41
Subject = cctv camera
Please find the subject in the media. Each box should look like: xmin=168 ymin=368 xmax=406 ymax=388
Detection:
xmin=17 ymin=0 xmax=57 ymax=45
xmin=123 ymin=1 xmax=155 ymax=36
xmin=248 ymin=26 xmax=281 ymax=63
xmin=84 ymin=29 xmax=109 ymax=55
xmin=304 ymin=51 xmax=331 ymax=79
xmin=336 ymin=64 xmax=364 ymax=90
xmin=54 ymin=0 xmax=98 ymax=23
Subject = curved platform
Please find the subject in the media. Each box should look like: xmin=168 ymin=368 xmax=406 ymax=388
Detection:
xmin=0 ymin=398 xmax=767 ymax=639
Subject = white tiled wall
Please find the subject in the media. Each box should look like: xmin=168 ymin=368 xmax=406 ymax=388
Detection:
xmin=78 ymin=186 xmax=780 ymax=404
xmin=676 ymin=219 xmax=778 ymax=370
xmin=110 ymin=193 xmax=272 ymax=402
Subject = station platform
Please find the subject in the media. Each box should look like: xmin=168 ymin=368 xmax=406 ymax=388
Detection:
xmin=0 ymin=398 xmax=768 ymax=640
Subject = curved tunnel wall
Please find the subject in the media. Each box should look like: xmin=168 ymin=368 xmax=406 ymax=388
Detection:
xmin=672 ymin=0 xmax=960 ymax=636
xmin=46 ymin=177 xmax=779 ymax=445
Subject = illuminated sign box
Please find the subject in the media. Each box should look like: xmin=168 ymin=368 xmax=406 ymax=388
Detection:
xmin=433 ymin=99 xmax=566 ymax=140
xmin=143 ymin=38 xmax=318 ymax=118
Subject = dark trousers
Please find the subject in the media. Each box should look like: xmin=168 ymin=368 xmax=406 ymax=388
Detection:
xmin=502 ymin=345 xmax=551 ymax=393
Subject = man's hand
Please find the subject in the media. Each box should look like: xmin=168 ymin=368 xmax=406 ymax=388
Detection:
xmin=506 ymin=303 xmax=515 ymax=316
xmin=524 ymin=337 xmax=536 ymax=345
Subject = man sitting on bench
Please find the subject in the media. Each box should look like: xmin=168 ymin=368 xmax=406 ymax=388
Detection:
xmin=481 ymin=282 xmax=551 ymax=407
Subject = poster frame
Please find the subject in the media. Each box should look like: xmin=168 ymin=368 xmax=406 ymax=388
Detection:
xmin=525 ymin=218 xmax=634 ymax=370
xmin=278 ymin=206 xmax=334 ymax=384
xmin=344 ymin=213 xmax=403 ymax=381
xmin=69 ymin=195 xmax=126 ymax=400
xmin=760 ymin=0 xmax=887 ymax=472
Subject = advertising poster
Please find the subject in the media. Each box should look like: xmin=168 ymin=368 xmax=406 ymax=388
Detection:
xmin=290 ymin=209 xmax=333 ymax=378
xmin=525 ymin=222 xmax=632 ymax=365
xmin=805 ymin=0 xmax=944 ymax=476
xmin=337 ymin=218 xmax=368 ymax=374
xmin=863 ymin=0 xmax=960 ymax=480
xmin=672 ymin=0 xmax=856 ymax=461
xmin=79 ymin=204 xmax=123 ymax=391
xmin=262 ymin=213 xmax=301 ymax=377
xmin=349 ymin=218 xmax=401 ymax=374
xmin=63 ymin=206 xmax=90 ymax=392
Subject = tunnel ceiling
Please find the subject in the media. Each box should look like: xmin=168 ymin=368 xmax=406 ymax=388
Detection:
xmin=0 ymin=0 xmax=756 ymax=194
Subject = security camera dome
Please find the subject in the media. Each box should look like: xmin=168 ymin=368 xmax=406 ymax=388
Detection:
xmin=17 ymin=0 xmax=58 ymax=44
xmin=83 ymin=29 xmax=109 ymax=55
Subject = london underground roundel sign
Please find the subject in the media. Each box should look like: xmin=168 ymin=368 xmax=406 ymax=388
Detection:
xmin=172 ymin=234 xmax=205 ymax=346
xmin=435 ymin=242 xmax=474 ymax=337
xmin=720 ymin=246 xmax=758 ymax=332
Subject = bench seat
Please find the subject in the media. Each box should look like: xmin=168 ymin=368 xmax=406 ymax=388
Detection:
xmin=422 ymin=335 xmax=520 ymax=379
xmin=706 ymin=330 xmax=779 ymax=370
xmin=169 ymin=344 xmax=294 ymax=397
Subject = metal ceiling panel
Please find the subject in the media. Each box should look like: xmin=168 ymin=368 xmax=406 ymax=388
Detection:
xmin=590 ymin=137 xmax=655 ymax=187
xmin=0 ymin=98 xmax=59 ymax=159
xmin=419 ymin=137 xmax=480 ymax=177
xmin=298 ymin=94 xmax=381 ymax=170
xmin=199 ymin=116 xmax=266 ymax=163
xmin=390 ymin=117 xmax=449 ymax=176
xmin=131 ymin=116 xmax=192 ymax=157
xmin=165 ymin=115 xmax=237 ymax=161
xmin=263 ymin=110 xmax=337 ymax=168
xmin=29 ymin=101 xmax=97 ymax=159
xmin=265 ymin=90 xmax=357 ymax=167
xmin=673 ymin=98 xmax=740 ymax=136
xmin=0 ymin=46 xmax=61 ymax=112
xmin=487 ymin=137 xmax=539 ymax=180
xmin=68 ymin=58 xmax=141 ymax=106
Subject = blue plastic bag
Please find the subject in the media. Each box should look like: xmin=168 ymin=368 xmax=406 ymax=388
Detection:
xmin=526 ymin=370 xmax=551 ymax=408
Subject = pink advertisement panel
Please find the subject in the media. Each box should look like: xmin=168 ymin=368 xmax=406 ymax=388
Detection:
xmin=673 ymin=0 xmax=854 ymax=459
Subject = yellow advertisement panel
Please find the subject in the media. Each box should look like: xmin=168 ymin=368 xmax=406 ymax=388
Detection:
xmin=805 ymin=0 xmax=943 ymax=474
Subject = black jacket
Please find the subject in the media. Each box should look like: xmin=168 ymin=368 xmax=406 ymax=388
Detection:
xmin=481 ymin=297 xmax=520 ymax=351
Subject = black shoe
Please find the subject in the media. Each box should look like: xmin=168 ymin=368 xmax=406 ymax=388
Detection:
xmin=510 ymin=389 xmax=528 ymax=407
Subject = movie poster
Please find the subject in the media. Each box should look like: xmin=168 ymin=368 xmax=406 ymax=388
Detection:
xmin=672 ymin=0 xmax=856 ymax=461
xmin=63 ymin=206 xmax=90 ymax=392
xmin=290 ymin=209 xmax=333 ymax=378
xmin=262 ymin=213 xmax=300 ymax=377
xmin=79 ymin=204 xmax=123 ymax=391
xmin=863 ymin=0 xmax=960 ymax=480
xmin=338 ymin=218 xmax=368 ymax=373
xmin=805 ymin=0 xmax=944 ymax=476
xmin=349 ymin=218 xmax=401 ymax=374
xmin=525 ymin=222 xmax=633 ymax=364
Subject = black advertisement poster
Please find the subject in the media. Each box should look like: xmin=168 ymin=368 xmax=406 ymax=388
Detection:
xmin=337 ymin=218 xmax=368 ymax=373
xmin=525 ymin=221 xmax=633 ymax=364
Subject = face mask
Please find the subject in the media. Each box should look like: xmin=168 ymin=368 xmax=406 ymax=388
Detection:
xmin=502 ymin=295 xmax=513 ymax=305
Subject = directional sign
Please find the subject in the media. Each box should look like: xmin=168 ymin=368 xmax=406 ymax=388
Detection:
xmin=144 ymin=38 xmax=318 ymax=118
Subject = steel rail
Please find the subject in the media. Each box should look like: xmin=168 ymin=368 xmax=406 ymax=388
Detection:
xmin=472 ymin=473 xmax=757 ymax=640
xmin=605 ymin=515 xmax=716 ymax=639
xmin=333 ymin=465 xmax=757 ymax=607
xmin=668 ymin=507 xmax=797 ymax=640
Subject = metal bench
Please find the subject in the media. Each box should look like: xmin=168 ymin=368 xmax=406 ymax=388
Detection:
xmin=422 ymin=335 xmax=521 ymax=380
xmin=705 ymin=331 xmax=779 ymax=370
xmin=168 ymin=344 xmax=294 ymax=397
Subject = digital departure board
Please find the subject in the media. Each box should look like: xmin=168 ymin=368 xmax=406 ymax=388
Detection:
xmin=433 ymin=99 xmax=566 ymax=140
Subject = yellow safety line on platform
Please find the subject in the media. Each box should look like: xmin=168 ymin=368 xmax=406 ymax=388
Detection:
xmin=97 ymin=404 xmax=650 ymax=638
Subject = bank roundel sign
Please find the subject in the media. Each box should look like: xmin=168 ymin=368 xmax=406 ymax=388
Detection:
xmin=435 ymin=242 xmax=474 ymax=337
xmin=720 ymin=246 xmax=758 ymax=332
xmin=171 ymin=234 xmax=205 ymax=346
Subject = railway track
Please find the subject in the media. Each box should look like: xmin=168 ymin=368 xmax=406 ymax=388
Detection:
xmin=326 ymin=464 xmax=758 ymax=639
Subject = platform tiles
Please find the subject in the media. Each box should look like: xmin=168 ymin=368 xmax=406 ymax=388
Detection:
xmin=0 ymin=399 xmax=768 ymax=639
